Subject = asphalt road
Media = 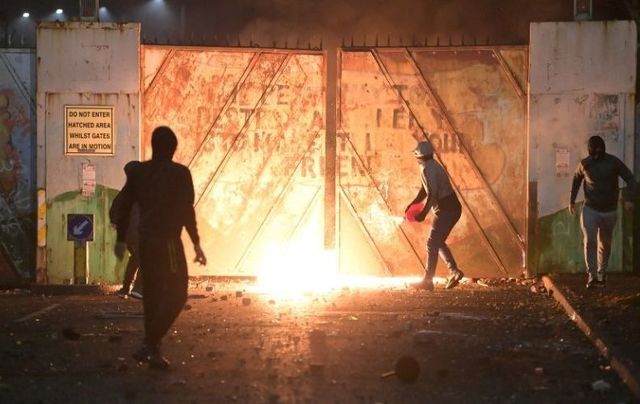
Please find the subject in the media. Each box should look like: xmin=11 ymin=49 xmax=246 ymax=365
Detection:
xmin=0 ymin=281 xmax=634 ymax=403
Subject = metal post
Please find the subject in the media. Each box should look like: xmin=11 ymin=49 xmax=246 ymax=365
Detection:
xmin=73 ymin=241 xmax=88 ymax=285
xmin=324 ymin=39 xmax=338 ymax=250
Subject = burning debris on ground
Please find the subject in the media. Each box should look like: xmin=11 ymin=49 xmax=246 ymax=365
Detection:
xmin=0 ymin=0 xmax=638 ymax=402
xmin=1 ymin=279 xmax=637 ymax=402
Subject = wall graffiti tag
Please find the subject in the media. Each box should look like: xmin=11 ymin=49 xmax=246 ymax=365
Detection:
xmin=0 ymin=50 xmax=36 ymax=282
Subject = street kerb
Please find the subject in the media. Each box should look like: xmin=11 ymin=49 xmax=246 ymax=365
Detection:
xmin=542 ymin=275 xmax=640 ymax=400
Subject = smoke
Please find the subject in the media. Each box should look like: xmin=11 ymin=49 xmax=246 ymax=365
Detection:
xmin=230 ymin=0 xmax=574 ymax=46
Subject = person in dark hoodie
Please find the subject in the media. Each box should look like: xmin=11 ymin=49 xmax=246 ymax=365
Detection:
xmin=114 ymin=126 xmax=207 ymax=370
xmin=406 ymin=140 xmax=464 ymax=291
xmin=570 ymin=135 xmax=636 ymax=289
xmin=110 ymin=161 xmax=143 ymax=300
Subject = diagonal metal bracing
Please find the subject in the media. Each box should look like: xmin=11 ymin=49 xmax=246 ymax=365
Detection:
xmin=401 ymin=48 xmax=524 ymax=250
xmin=338 ymin=185 xmax=395 ymax=276
xmin=193 ymin=53 xmax=292 ymax=207
xmin=340 ymin=134 xmax=429 ymax=274
xmin=492 ymin=49 xmax=525 ymax=100
xmin=372 ymin=48 xmax=525 ymax=252
xmin=187 ymin=51 xmax=261 ymax=169
xmin=143 ymin=49 xmax=176 ymax=96
xmin=368 ymin=49 xmax=510 ymax=275
xmin=232 ymin=131 xmax=322 ymax=273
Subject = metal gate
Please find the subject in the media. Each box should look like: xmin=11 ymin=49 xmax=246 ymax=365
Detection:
xmin=142 ymin=46 xmax=326 ymax=276
xmin=142 ymin=45 xmax=527 ymax=278
xmin=338 ymin=47 xmax=527 ymax=278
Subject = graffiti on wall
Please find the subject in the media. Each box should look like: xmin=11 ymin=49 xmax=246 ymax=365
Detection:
xmin=0 ymin=86 xmax=35 ymax=281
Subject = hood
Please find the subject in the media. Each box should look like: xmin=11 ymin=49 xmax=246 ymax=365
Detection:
xmin=588 ymin=135 xmax=606 ymax=159
xmin=151 ymin=126 xmax=178 ymax=161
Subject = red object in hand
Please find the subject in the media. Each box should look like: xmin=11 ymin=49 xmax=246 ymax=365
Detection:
xmin=405 ymin=203 xmax=424 ymax=222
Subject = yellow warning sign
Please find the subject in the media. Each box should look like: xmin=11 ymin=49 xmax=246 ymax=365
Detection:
xmin=64 ymin=105 xmax=115 ymax=155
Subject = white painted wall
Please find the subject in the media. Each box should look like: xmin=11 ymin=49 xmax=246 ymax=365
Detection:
xmin=36 ymin=22 xmax=141 ymax=195
xmin=36 ymin=22 xmax=141 ymax=284
xmin=529 ymin=21 xmax=637 ymax=216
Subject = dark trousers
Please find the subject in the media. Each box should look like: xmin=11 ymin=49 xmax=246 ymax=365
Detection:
xmin=425 ymin=203 xmax=461 ymax=279
xmin=139 ymin=237 xmax=188 ymax=347
xmin=122 ymin=243 xmax=142 ymax=292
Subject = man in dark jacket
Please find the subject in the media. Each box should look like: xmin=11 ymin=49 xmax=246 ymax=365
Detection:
xmin=406 ymin=140 xmax=464 ymax=291
xmin=114 ymin=126 xmax=207 ymax=370
xmin=570 ymin=135 xmax=636 ymax=288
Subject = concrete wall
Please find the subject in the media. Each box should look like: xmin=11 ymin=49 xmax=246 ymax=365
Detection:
xmin=529 ymin=21 xmax=637 ymax=274
xmin=0 ymin=49 xmax=36 ymax=284
xmin=37 ymin=22 xmax=140 ymax=284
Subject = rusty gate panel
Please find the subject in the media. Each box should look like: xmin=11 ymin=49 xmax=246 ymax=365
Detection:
xmin=339 ymin=47 xmax=527 ymax=278
xmin=142 ymin=46 xmax=325 ymax=276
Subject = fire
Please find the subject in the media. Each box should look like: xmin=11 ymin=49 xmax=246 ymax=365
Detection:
xmin=252 ymin=240 xmax=432 ymax=300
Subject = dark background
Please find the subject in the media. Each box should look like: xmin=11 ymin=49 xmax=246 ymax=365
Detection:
xmin=0 ymin=0 xmax=634 ymax=48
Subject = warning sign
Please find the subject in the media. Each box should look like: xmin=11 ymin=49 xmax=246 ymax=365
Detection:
xmin=64 ymin=105 xmax=115 ymax=155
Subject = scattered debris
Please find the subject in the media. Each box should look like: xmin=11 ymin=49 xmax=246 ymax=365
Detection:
xmin=242 ymin=298 xmax=251 ymax=306
xmin=534 ymin=367 xmax=544 ymax=375
xmin=188 ymin=294 xmax=207 ymax=299
xmin=529 ymin=284 xmax=547 ymax=294
xmin=14 ymin=304 xmax=60 ymax=323
xmin=381 ymin=356 xmax=420 ymax=383
xmin=591 ymin=379 xmax=611 ymax=392
xmin=236 ymin=291 xmax=243 ymax=298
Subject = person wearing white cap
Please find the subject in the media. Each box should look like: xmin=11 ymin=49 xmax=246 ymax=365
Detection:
xmin=406 ymin=140 xmax=464 ymax=291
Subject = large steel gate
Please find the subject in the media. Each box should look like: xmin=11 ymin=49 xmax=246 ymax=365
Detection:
xmin=338 ymin=47 xmax=527 ymax=278
xmin=142 ymin=47 xmax=326 ymax=276
xmin=142 ymin=45 xmax=527 ymax=278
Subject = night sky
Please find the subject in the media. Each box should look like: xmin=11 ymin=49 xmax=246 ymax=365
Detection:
xmin=0 ymin=0 xmax=633 ymax=47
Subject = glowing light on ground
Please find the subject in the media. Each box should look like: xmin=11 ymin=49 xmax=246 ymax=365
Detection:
xmin=251 ymin=240 xmax=444 ymax=300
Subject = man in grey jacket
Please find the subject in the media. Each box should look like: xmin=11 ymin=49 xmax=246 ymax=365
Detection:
xmin=406 ymin=140 xmax=464 ymax=291
xmin=569 ymin=135 xmax=636 ymax=288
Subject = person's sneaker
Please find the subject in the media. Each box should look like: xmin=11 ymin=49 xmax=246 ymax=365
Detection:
xmin=586 ymin=274 xmax=597 ymax=289
xmin=129 ymin=290 xmax=143 ymax=300
xmin=147 ymin=352 xmax=170 ymax=371
xmin=132 ymin=345 xmax=153 ymax=363
xmin=445 ymin=270 xmax=464 ymax=289
xmin=116 ymin=287 xmax=129 ymax=298
xmin=410 ymin=277 xmax=434 ymax=291
xmin=132 ymin=345 xmax=170 ymax=370
xmin=596 ymin=272 xmax=606 ymax=287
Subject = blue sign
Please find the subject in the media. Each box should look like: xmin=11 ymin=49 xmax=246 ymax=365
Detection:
xmin=67 ymin=214 xmax=94 ymax=242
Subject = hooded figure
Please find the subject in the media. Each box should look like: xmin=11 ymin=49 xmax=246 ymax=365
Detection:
xmin=110 ymin=161 xmax=143 ymax=299
xmin=570 ymin=135 xmax=636 ymax=288
xmin=406 ymin=140 xmax=464 ymax=291
xmin=113 ymin=126 xmax=206 ymax=369
xmin=587 ymin=135 xmax=606 ymax=159
xmin=151 ymin=126 xmax=178 ymax=161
